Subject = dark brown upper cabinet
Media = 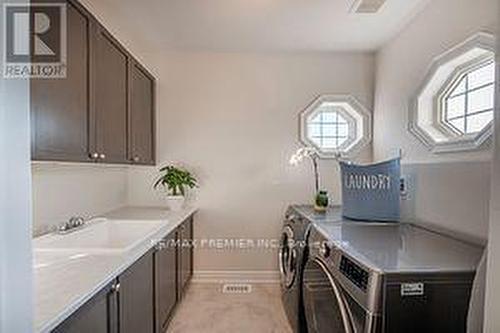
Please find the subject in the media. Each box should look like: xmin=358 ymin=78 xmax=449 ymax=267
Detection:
xmin=90 ymin=25 xmax=128 ymax=164
xmin=128 ymin=60 xmax=155 ymax=165
xmin=31 ymin=0 xmax=91 ymax=162
xmin=30 ymin=0 xmax=155 ymax=165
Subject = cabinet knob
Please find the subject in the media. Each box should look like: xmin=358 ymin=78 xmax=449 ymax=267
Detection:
xmin=89 ymin=152 xmax=99 ymax=160
xmin=132 ymin=156 xmax=140 ymax=163
xmin=111 ymin=282 xmax=120 ymax=293
xmin=99 ymin=153 xmax=106 ymax=160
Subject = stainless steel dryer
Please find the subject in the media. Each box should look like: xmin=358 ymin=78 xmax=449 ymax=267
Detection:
xmin=280 ymin=205 xmax=346 ymax=333
xmin=302 ymin=222 xmax=484 ymax=333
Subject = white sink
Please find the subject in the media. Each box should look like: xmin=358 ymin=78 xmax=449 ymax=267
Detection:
xmin=34 ymin=251 xmax=98 ymax=271
xmin=34 ymin=219 xmax=165 ymax=253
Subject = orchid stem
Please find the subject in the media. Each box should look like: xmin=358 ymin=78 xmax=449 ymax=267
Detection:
xmin=310 ymin=154 xmax=319 ymax=194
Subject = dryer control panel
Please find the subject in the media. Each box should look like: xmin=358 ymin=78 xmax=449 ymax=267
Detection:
xmin=339 ymin=255 xmax=369 ymax=291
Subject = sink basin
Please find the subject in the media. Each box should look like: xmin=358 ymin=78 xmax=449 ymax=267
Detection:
xmin=34 ymin=219 xmax=165 ymax=253
xmin=34 ymin=251 xmax=99 ymax=270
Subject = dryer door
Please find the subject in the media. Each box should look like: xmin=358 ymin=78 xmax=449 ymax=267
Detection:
xmin=279 ymin=225 xmax=298 ymax=289
xmin=302 ymin=258 xmax=354 ymax=333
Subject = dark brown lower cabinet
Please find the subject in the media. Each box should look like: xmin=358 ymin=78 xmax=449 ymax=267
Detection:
xmin=52 ymin=281 xmax=118 ymax=333
xmin=155 ymin=230 xmax=177 ymax=333
xmin=51 ymin=216 xmax=194 ymax=333
xmin=178 ymin=217 xmax=194 ymax=300
xmin=118 ymin=250 xmax=155 ymax=333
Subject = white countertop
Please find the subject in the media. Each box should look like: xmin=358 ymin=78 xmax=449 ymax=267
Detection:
xmin=33 ymin=206 xmax=197 ymax=333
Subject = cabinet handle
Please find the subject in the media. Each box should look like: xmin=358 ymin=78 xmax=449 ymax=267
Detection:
xmin=132 ymin=156 xmax=140 ymax=163
xmin=99 ymin=153 xmax=106 ymax=160
xmin=111 ymin=282 xmax=120 ymax=293
xmin=89 ymin=152 xmax=99 ymax=160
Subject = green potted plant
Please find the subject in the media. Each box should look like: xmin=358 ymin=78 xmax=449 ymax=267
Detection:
xmin=154 ymin=165 xmax=198 ymax=211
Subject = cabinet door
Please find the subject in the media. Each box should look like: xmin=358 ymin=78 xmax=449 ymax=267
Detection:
xmin=52 ymin=281 xmax=118 ymax=333
xmin=128 ymin=61 xmax=155 ymax=165
xmin=92 ymin=25 xmax=128 ymax=164
xmin=31 ymin=0 xmax=91 ymax=162
xmin=178 ymin=218 xmax=193 ymax=298
xmin=155 ymin=231 xmax=177 ymax=332
xmin=119 ymin=250 xmax=155 ymax=333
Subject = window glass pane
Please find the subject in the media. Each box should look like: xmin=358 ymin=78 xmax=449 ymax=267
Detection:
xmin=467 ymin=84 xmax=494 ymax=114
xmin=308 ymin=124 xmax=321 ymax=137
xmin=322 ymin=138 xmax=337 ymax=149
xmin=323 ymin=124 xmax=339 ymax=137
xmin=322 ymin=112 xmax=336 ymax=123
xmin=466 ymin=111 xmax=493 ymax=133
xmin=337 ymin=124 xmax=349 ymax=137
xmin=337 ymin=113 xmax=348 ymax=125
xmin=450 ymin=77 xmax=467 ymax=96
xmin=306 ymin=109 xmax=353 ymax=150
xmin=446 ymin=95 xmax=465 ymax=119
xmin=469 ymin=62 xmax=495 ymax=90
xmin=448 ymin=117 xmax=465 ymax=133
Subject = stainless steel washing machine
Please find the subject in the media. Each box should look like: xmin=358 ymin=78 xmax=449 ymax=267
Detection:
xmin=302 ymin=222 xmax=484 ymax=333
xmin=279 ymin=206 xmax=311 ymax=333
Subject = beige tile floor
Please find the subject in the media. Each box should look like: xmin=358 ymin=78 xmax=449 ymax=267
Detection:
xmin=167 ymin=283 xmax=293 ymax=333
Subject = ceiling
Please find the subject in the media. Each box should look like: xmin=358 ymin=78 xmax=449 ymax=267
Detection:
xmin=88 ymin=0 xmax=431 ymax=52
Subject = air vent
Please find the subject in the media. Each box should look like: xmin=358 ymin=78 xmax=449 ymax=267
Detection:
xmin=349 ymin=0 xmax=387 ymax=13
xmin=222 ymin=283 xmax=252 ymax=294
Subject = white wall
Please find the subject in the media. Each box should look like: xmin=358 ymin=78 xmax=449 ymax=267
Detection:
xmin=127 ymin=51 xmax=375 ymax=272
xmin=373 ymin=0 xmax=497 ymax=241
xmin=0 ymin=0 xmax=33 ymax=329
xmin=373 ymin=0 xmax=497 ymax=331
xmin=484 ymin=15 xmax=500 ymax=332
xmin=32 ymin=164 xmax=128 ymax=236
xmin=374 ymin=0 xmax=497 ymax=164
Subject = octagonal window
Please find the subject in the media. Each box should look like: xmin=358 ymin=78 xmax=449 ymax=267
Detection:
xmin=441 ymin=61 xmax=495 ymax=135
xmin=307 ymin=107 xmax=350 ymax=149
xmin=299 ymin=95 xmax=372 ymax=158
xmin=409 ymin=32 xmax=496 ymax=153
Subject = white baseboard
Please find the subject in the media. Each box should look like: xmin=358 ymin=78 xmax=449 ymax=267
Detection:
xmin=192 ymin=270 xmax=280 ymax=284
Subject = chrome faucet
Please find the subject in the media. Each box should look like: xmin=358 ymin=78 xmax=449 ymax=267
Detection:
xmin=57 ymin=216 xmax=86 ymax=234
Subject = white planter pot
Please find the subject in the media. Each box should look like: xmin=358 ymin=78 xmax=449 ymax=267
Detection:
xmin=166 ymin=195 xmax=185 ymax=211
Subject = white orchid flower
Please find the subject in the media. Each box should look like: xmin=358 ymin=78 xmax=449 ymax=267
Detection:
xmin=289 ymin=147 xmax=316 ymax=165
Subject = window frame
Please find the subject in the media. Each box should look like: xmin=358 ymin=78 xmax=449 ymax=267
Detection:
xmin=299 ymin=95 xmax=371 ymax=159
xmin=408 ymin=32 xmax=496 ymax=154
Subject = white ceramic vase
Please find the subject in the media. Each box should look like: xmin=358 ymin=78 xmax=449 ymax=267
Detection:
xmin=166 ymin=195 xmax=185 ymax=211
